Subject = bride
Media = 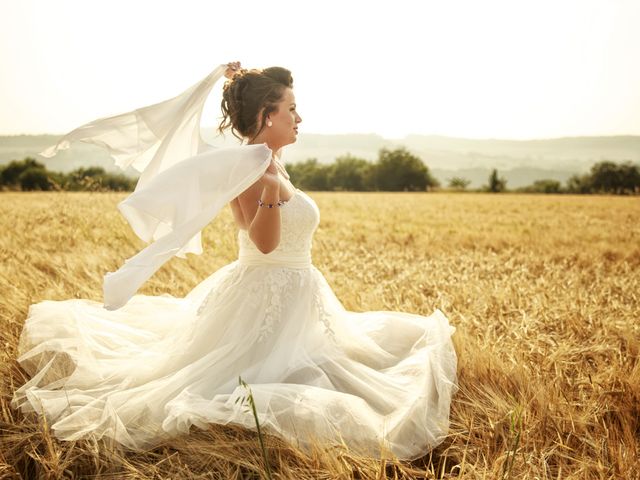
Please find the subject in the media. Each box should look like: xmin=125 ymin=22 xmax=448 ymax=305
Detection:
xmin=11 ymin=61 xmax=458 ymax=461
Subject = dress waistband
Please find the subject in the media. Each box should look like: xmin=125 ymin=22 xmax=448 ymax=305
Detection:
xmin=238 ymin=251 xmax=312 ymax=268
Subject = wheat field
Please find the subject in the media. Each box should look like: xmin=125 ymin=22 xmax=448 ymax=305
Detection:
xmin=0 ymin=191 xmax=638 ymax=479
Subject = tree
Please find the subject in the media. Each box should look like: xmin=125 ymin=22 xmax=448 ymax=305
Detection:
xmin=566 ymin=173 xmax=592 ymax=194
xmin=99 ymin=173 xmax=136 ymax=191
xmin=590 ymin=161 xmax=624 ymax=193
xmin=286 ymin=158 xmax=331 ymax=191
xmin=18 ymin=167 xmax=51 ymax=191
xmin=447 ymin=177 xmax=471 ymax=190
xmin=371 ymin=147 xmax=438 ymax=191
xmin=485 ymin=168 xmax=507 ymax=192
xmin=519 ymin=179 xmax=563 ymax=193
xmin=64 ymin=166 xmax=108 ymax=191
xmin=1 ymin=157 xmax=46 ymax=187
xmin=327 ymin=155 xmax=371 ymax=191
xmin=618 ymin=161 xmax=640 ymax=194
xmin=590 ymin=161 xmax=640 ymax=194
xmin=0 ymin=156 xmax=137 ymax=192
xmin=70 ymin=166 xmax=107 ymax=178
xmin=59 ymin=166 xmax=133 ymax=191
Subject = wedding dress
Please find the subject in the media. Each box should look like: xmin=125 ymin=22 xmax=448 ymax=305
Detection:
xmin=11 ymin=63 xmax=458 ymax=460
xmin=12 ymin=179 xmax=458 ymax=460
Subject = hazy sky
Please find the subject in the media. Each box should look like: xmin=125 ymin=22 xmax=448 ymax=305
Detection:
xmin=1 ymin=0 xmax=638 ymax=140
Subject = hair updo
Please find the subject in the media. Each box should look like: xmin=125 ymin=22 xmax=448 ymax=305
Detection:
xmin=218 ymin=66 xmax=294 ymax=142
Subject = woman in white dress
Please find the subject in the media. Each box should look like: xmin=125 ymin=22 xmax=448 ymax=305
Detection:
xmin=11 ymin=61 xmax=458 ymax=461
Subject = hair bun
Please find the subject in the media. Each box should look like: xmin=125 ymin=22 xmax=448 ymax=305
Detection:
xmin=218 ymin=66 xmax=293 ymax=142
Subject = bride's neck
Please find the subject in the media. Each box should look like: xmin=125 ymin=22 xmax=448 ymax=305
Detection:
xmin=246 ymin=138 xmax=282 ymax=154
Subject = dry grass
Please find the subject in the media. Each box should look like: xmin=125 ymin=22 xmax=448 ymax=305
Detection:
xmin=1 ymin=191 xmax=638 ymax=479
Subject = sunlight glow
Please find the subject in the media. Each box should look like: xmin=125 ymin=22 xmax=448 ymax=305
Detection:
xmin=1 ymin=0 xmax=638 ymax=140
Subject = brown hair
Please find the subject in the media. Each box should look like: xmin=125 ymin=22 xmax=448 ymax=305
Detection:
xmin=218 ymin=66 xmax=293 ymax=142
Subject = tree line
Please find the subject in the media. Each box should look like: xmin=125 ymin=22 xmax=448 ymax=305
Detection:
xmin=0 ymin=157 xmax=135 ymax=191
xmin=286 ymin=147 xmax=439 ymax=191
xmin=286 ymin=149 xmax=639 ymax=194
xmin=474 ymin=161 xmax=640 ymax=194
xmin=1 ymin=148 xmax=639 ymax=194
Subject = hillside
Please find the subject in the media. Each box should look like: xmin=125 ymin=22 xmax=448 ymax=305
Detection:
xmin=2 ymin=132 xmax=638 ymax=188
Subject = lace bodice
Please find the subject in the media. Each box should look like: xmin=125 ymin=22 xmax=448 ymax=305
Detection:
xmin=230 ymin=189 xmax=333 ymax=342
xmin=237 ymin=189 xmax=320 ymax=267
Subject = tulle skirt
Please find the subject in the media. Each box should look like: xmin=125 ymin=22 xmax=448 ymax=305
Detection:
xmin=11 ymin=260 xmax=458 ymax=460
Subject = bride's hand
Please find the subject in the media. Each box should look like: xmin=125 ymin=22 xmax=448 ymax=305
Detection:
xmin=224 ymin=61 xmax=241 ymax=79
xmin=259 ymin=158 xmax=280 ymax=191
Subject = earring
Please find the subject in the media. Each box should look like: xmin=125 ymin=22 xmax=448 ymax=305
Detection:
xmin=267 ymin=120 xmax=273 ymax=127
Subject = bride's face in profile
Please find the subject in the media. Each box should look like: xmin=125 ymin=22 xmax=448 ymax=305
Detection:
xmin=264 ymin=87 xmax=302 ymax=147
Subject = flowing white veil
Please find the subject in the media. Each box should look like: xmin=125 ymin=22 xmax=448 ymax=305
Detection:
xmin=39 ymin=63 xmax=274 ymax=310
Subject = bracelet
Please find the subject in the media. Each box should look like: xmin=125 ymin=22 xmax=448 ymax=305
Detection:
xmin=257 ymin=198 xmax=288 ymax=208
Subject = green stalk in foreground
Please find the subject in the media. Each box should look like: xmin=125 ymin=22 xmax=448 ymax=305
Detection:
xmin=237 ymin=376 xmax=273 ymax=480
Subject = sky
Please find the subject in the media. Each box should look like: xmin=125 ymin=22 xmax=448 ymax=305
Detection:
xmin=1 ymin=0 xmax=639 ymax=140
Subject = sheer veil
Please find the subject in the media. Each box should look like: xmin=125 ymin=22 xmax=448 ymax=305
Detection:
xmin=39 ymin=63 xmax=275 ymax=310
xmin=40 ymin=64 xmax=227 ymax=188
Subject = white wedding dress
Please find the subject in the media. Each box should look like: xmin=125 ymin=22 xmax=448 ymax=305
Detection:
xmin=11 ymin=184 xmax=458 ymax=460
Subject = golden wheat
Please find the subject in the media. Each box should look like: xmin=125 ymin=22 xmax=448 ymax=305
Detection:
xmin=1 ymin=191 xmax=638 ymax=479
